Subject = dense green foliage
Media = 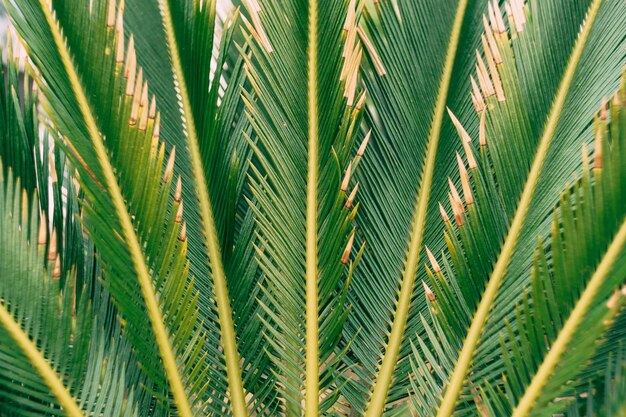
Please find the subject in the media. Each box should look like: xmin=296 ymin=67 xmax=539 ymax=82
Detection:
xmin=0 ymin=0 xmax=624 ymax=416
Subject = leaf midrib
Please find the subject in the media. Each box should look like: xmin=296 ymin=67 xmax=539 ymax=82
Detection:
xmin=158 ymin=2 xmax=248 ymax=417
xmin=363 ymin=1 xmax=470 ymax=415
xmin=436 ymin=1 xmax=605 ymax=414
xmin=34 ymin=1 xmax=194 ymax=416
xmin=305 ymin=0 xmax=320 ymax=416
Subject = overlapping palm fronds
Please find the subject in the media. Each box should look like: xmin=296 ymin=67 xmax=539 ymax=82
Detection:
xmin=0 ymin=0 xmax=624 ymax=416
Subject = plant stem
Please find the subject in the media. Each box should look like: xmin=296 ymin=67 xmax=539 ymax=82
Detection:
xmin=306 ymin=0 xmax=320 ymax=415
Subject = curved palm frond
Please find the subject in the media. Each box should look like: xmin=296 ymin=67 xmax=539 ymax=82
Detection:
xmin=409 ymin=0 xmax=625 ymax=415
xmin=122 ymin=1 xmax=267 ymax=414
xmin=241 ymin=0 xmax=366 ymax=414
xmin=340 ymin=0 xmax=494 ymax=413
xmin=0 ymin=169 xmax=141 ymax=417
xmin=479 ymin=78 xmax=626 ymax=417
xmin=4 ymin=0 xmax=208 ymax=414
xmin=1 ymin=0 xmax=624 ymax=415
xmin=155 ymin=1 xmax=261 ymax=414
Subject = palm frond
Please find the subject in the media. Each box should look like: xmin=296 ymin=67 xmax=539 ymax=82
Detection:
xmin=477 ymin=77 xmax=626 ymax=417
xmin=5 ymin=0 xmax=208 ymax=414
xmin=0 ymin=34 xmax=38 ymax=194
xmin=340 ymin=0 xmax=492 ymax=413
xmin=241 ymin=0 xmax=366 ymax=414
xmin=0 ymin=168 xmax=140 ymax=417
xmin=408 ymin=0 xmax=625 ymax=415
xmin=156 ymin=1 xmax=262 ymax=414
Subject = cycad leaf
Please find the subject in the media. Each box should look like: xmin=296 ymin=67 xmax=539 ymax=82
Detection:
xmin=411 ymin=0 xmax=625 ymax=414
xmin=0 ymin=35 xmax=38 ymax=195
xmin=5 ymin=0 xmax=207 ymax=414
xmin=155 ymin=0 xmax=260 ymax=414
xmin=242 ymin=0 xmax=365 ymax=414
xmin=341 ymin=0 xmax=492 ymax=414
xmin=0 ymin=170 xmax=139 ymax=417
xmin=482 ymin=79 xmax=626 ymax=417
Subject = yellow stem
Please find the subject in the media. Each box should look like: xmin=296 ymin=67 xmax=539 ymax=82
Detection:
xmin=158 ymin=2 xmax=248 ymax=416
xmin=305 ymin=0 xmax=320 ymax=415
xmin=37 ymin=1 xmax=194 ymax=416
xmin=512 ymin=218 xmax=626 ymax=417
xmin=364 ymin=1 xmax=469 ymax=415
xmin=0 ymin=303 xmax=84 ymax=417
xmin=436 ymin=1 xmax=603 ymax=415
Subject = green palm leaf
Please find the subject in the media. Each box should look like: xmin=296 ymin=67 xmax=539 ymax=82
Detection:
xmin=1 ymin=0 xmax=624 ymax=415
xmin=241 ymin=0 xmax=366 ymax=414
xmin=409 ymin=0 xmax=625 ymax=415
xmin=123 ymin=2 xmax=267 ymax=414
xmin=4 ymin=0 xmax=207 ymax=414
xmin=480 ymin=79 xmax=626 ymax=417
xmin=341 ymin=1 xmax=492 ymax=413
xmin=0 ymin=169 xmax=140 ymax=417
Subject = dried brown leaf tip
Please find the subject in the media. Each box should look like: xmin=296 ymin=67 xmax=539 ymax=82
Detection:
xmin=341 ymin=0 xmax=365 ymax=106
xmin=52 ymin=254 xmax=61 ymax=279
xmin=178 ymin=221 xmax=187 ymax=242
xmin=489 ymin=0 xmax=506 ymax=34
xmin=425 ymin=246 xmax=441 ymax=274
xmin=175 ymin=200 xmax=184 ymax=224
xmin=357 ymin=25 xmax=386 ymax=76
xmin=594 ymin=120 xmax=603 ymax=170
xmin=357 ymin=129 xmax=371 ymax=157
xmin=341 ymin=162 xmax=353 ymax=192
xmin=115 ymin=2 xmax=125 ymax=63
xmin=38 ymin=214 xmax=48 ymax=246
xmin=124 ymin=35 xmax=136 ymax=80
xmin=341 ymin=232 xmax=355 ymax=265
xmin=447 ymin=108 xmax=477 ymax=170
xmin=439 ymin=202 xmax=450 ymax=224
xmin=345 ymin=183 xmax=359 ymax=209
xmin=107 ymin=0 xmax=116 ymax=28
xmin=152 ymin=114 xmax=161 ymax=142
xmin=448 ymin=179 xmax=465 ymax=227
xmin=481 ymin=35 xmax=505 ymax=102
xmin=479 ymin=111 xmax=487 ymax=147
xmin=456 ymin=152 xmax=474 ymax=205
xmin=242 ymin=0 xmax=273 ymax=53
xmin=448 ymin=177 xmax=463 ymax=210
xmin=447 ymin=108 xmax=472 ymax=143
xmin=476 ymin=53 xmax=495 ymax=98
xmin=470 ymin=76 xmax=486 ymax=113
xmin=600 ymin=97 xmax=608 ymax=120
xmin=482 ymin=15 xmax=502 ymax=64
xmin=606 ymin=290 xmax=621 ymax=310
xmin=507 ymin=0 xmax=527 ymax=33
xmin=174 ymin=176 xmax=182 ymax=203
xmin=129 ymin=69 xmax=143 ymax=124
xmin=422 ymin=280 xmax=436 ymax=302
xmin=47 ymin=228 xmax=58 ymax=261
xmin=163 ymin=147 xmax=176 ymax=183
xmin=148 ymin=96 xmax=157 ymax=120
xmin=138 ymin=82 xmax=150 ymax=130
xmin=355 ymin=91 xmax=367 ymax=110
